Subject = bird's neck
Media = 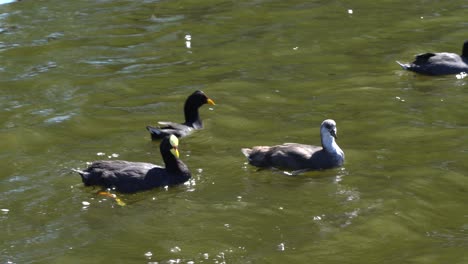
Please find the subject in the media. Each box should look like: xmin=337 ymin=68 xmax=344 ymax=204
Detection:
xmin=462 ymin=43 xmax=468 ymax=57
xmin=184 ymin=105 xmax=202 ymax=128
xmin=322 ymin=135 xmax=344 ymax=158
xmin=164 ymin=157 xmax=191 ymax=183
xmin=161 ymin=151 xmax=181 ymax=172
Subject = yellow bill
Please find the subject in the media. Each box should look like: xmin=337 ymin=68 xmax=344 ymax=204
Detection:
xmin=170 ymin=148 xmax=180 ymax=158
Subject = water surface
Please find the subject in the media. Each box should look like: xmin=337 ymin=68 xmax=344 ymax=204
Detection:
xmin=1 ymin=0 xmax=467 ymax=263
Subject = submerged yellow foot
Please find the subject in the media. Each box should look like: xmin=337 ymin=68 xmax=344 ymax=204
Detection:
xmin=97 ymin=191 xmax=126 ymax=206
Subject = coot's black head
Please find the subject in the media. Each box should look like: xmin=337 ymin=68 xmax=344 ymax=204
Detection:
xmin=462 ymin=40 xmax=468 ymax=57
xmin=185 ymin=90 xmax=215 ymax=109
xmin=160 ymin=134 xmax=180 ymax=158
xmin=183 ymin=90 xmax=216 ymax=126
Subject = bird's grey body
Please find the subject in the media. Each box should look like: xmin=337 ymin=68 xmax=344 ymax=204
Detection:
xmin=241 ymin=119 xmax=344 ymax=171
xmin=397 ymin=41 xmax=468 ymax=75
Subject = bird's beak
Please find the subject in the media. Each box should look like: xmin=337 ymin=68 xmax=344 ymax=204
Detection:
xmin=170 ymin=147 xmax=180 ymax=158
xmin=330 ymin=129 xmax=337 ymax=139
xmin=207 ymin=98 xmax=215 ymax=105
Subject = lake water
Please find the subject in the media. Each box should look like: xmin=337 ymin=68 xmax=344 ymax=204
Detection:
xmin=1 ymin=0 xmax=467 ymax=263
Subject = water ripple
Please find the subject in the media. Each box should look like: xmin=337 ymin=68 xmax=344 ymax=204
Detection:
xmin=149 ymin=14 xmax=185 ymax=23
xmin=15 ymin=61 xmax=57 ymax=80
xmin=44 ymin=114 xmax=75 ymax=124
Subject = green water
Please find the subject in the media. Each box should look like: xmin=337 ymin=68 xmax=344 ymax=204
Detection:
xmin=1 ymin=0 xmax=467 ymax=263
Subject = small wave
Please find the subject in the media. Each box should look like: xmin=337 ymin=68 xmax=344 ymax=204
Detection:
xmin=44 ymin=114 xmax=75 ymax=124
xmin=15 ymin=61 xmax=57 ymax=80
xmin=149 ymin=14 xmax=185 ymax=23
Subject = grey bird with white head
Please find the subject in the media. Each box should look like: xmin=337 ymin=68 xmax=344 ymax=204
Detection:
xmin=241 ymin=119 xmax=344 ymax=171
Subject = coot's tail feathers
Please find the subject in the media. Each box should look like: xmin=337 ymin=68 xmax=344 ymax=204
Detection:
xmin=241 ymin=148 xmax=270 ymax=167
xmin=71 ymin=168 xmax=85 ymax=176
xmin=396 ymin=61 xmax=410 ymax=70
xmin=146 ymin=125 xmax=162 ymax=135
xmin=241 ymin=148 xmax=252 ymax=158
xmin=72 ymin=168 xmax=90 ymax=183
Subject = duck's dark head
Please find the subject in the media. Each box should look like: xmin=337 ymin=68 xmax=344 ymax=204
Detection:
xmin=185 ymin=90 xmax=215 ymax=109
xmin=184 ymin=90 xmax=215 ymax=126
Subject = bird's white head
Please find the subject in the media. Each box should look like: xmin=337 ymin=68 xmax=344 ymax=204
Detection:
xmin=320 ymin=119 xmax=343 ymax=157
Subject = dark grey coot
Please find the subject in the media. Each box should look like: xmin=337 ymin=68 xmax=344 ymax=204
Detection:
xmin=241 ymin=119 xmax=345 ymax=171
xmin=146 ymin=90 xmax=215 ymax=140
xmin=397 ymin=41 xmax=468 ymax=75
xmin=73 ymin=135 xmax=191 ymax=193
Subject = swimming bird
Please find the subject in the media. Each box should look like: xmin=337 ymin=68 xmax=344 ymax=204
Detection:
xmin=241 ymin=119 xmax=344 ymax=171
xmin=73 ymin=135 xmax=191 ymax=193
xmin=397 ymin=41 xmax=468 ymax=75
xmin=146 ymin=90 xmax=215 ymax=139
